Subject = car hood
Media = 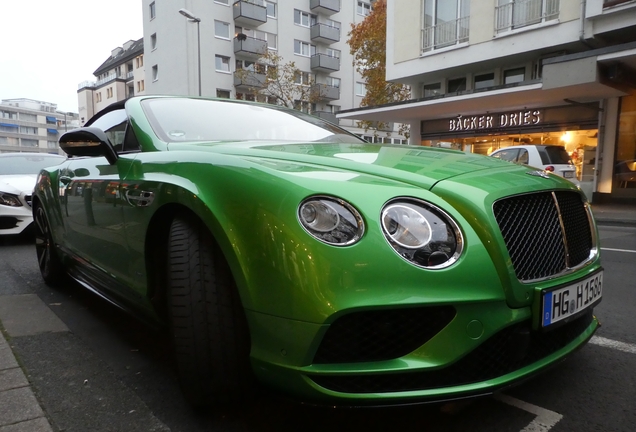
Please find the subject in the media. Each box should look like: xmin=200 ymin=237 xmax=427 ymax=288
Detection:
xmin=0 ymin=174 xmax=37 ymax=194
xmin=174 ymin=141 xmax=516 ymax=189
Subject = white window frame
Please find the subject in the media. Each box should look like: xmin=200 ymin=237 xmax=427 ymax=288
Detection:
xmin=357 ymin=1 xmax=371 ymax=16
xmin=214 ymin=20 xmax=231 ymax=39
xmin=421 ymin=0 xmax=470 ymax=53
xmin=215 ymin=55 xmax=231 ymax=73
xmin=152 ymin=65 xmax=158 ymax=81
xmin=265 ymin=1 xmax=277 ymax=18
xmin=355 ymin=82 xmax=367 ymax=96
xmin=294 ymin=40 xmax=315 ymax=57
xmin=149 ymin=1 xmax=156 ymax=19
xmin=294 ymin=9 xmax=317 ymax=27
xmin=150 ymin=33 xmax=157 ymax=50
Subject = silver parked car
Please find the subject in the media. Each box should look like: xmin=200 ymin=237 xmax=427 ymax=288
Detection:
xmin=489 ymin=145 xmax=579 ymax=184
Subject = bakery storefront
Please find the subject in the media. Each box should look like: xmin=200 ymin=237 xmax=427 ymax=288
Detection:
xmin=420 ymin=103 xmax=600 ymax=198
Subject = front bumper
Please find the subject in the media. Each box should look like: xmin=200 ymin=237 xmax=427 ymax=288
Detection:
xmin=0 ymin=204 xmax=33 ymax=235
xmin=246 ymin=299 xmax=599 ymax=405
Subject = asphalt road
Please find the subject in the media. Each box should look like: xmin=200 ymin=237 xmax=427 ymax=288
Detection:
xmin=1 ymin=224 xmax=635 ymax=432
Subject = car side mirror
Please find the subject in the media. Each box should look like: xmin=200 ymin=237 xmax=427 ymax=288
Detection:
xmin=59 ymin=127 xmax=118 ymax=165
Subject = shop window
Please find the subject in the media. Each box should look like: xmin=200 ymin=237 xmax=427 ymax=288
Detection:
xmin=474 ymin=73 xmax=495 ymax=90
xmin=504 ymin=67 xmax=525 ymax=84
xmin=614 ymin=91 xmax=636 ymax=190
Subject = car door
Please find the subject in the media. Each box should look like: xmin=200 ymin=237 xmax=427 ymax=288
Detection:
xmin=61 ymin=108 xmax=140 ymax=300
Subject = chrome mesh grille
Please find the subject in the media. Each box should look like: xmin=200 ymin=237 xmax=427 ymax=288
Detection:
xmin=493 ymin=191 xmax=592 ymax=281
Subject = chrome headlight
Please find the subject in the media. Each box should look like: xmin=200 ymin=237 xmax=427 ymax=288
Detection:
xmin=381 ymin=199 xmax=463 ymax=269
xmin=0 ymin=192 xmax=23 ymax=207
xmin=298 ymin=196 xmax=364 ymax=246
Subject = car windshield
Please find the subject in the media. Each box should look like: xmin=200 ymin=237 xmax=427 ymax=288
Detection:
xmin=0 ymin=154 xmax=65 ymax=175
xmin=141 ymin=98 xmax=367 ymax=144
xmin=543 ymin=146 xmax=572 ymax=165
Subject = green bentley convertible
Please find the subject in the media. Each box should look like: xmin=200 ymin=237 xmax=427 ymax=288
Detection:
xmin=33 ymin=96 xmax=603 ymax=406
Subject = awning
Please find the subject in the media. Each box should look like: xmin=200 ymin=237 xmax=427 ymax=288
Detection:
xmin=0 ymin=123 xmax=18 ymax=128
xmin=47 ymin=128 xmax=58 ymax=134
xmin=46 ymin=116 xmax=57 ymax=123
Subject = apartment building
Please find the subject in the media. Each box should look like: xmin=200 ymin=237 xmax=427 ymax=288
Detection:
xmin=339 ymin=0 xmax=636 ymax=203
xmin=140 ymin=0 xmax=406 ymax=142
xmin=77 ymin=38 xmax=146 ymax=126
xmin=0 ymin=99 xmax=79 ymax=154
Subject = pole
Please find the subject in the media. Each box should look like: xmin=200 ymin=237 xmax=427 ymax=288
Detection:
xmin=197 ymin=21 xmax=201 ymax=96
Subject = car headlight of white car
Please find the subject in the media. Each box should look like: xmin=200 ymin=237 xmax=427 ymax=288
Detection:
xmin=0 ymin=192 xmax=23 ymax=207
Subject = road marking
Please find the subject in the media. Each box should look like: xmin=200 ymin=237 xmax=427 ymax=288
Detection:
xmin=494 ymin=394 xmax=563 ymax=432
xmin=590 ymin=336 xmax=636 ymax=354
xmin=600 ymin=247 xmax=636 ymax=253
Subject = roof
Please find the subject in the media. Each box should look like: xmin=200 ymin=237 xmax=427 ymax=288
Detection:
xmin=93 ymin=38 xmax=144 ymax=76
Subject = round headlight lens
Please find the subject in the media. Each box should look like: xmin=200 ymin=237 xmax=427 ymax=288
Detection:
xmin=298 ymin=196 xmax=364 ymax=246
xmin=381 ymin=199 xmax=463 ymax=269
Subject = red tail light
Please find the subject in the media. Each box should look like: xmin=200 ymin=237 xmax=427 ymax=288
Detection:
xmin=544 ymin=166 xmax=554 ymax=172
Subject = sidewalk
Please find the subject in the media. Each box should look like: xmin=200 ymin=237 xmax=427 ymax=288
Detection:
xmin=590 ymin=203 xmax=636 ymax=227
xmin=0 ymin=329 xmax=53 ymax=432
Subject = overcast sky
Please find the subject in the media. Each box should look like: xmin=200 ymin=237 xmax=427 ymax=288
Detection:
xmin=0 ymin=0 xmax=143 ymax=113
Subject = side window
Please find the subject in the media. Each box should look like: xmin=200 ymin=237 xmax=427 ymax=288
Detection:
xmin=492 ymin=149 xmax=519 ymax=162
xmin=517 ymin=149 xmax=529 ymax=165
xmin=85 ymin=109 xmax=139 ymax=154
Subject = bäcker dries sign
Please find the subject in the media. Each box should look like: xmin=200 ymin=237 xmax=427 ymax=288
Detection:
xmin=449 ymin=110 xmax=542 ymax=132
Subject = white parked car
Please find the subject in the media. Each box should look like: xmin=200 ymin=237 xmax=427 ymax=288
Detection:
xmin=0 ymin=153 xmax=66 ymax=235
xmin=489 ymin=145 xmax=579 ymax=184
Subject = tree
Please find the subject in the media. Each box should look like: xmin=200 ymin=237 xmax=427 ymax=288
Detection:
xmin=347 ymin=0 xmax=411 ymax=138
xmin=234 ymin=51 xmax=321 ymax=111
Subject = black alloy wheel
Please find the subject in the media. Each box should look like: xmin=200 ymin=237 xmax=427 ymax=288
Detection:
xmin=34 ymin=205 xmax=65 ymax=285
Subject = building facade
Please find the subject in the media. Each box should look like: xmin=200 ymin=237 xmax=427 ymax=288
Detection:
xmin=77 ymin=38 xmax=146 ymax=126
xmin=0 ymin=99 xmax=79 ymax=154
xmin=140 ymin=0 xmax=406 ymax=142
xmin=339 ymin=0 xmax=636 ymax=203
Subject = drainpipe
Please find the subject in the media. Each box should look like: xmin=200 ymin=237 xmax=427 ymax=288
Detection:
xmin=579 ymin=0 xmax=594 ymax=48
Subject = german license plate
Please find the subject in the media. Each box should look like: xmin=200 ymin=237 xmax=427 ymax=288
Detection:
xmin=563 ymin=171 xmax=574 ymax=178
xmin=542 ymin=271 xmax=603 ymax=327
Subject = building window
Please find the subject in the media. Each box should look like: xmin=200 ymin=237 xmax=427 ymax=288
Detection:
xmin=422 ymin=0 xmax=470 ymax=52
xmin=151 ymin=33 xmax=157 ymax=50
xmin=327 ymin=77 xmax=340 ymax=88
xmin=20 ymin=126 xmax=38 ymax=134
xmin=294 ymin=10 xmax=317 ymax=27
xmin=215 ymin=0 xmax=229 ymax=4
xmin=357 ymin=1 xmax=371 ymax=16
xmin=149 ymin=1 xmax=156 ymax=19
xmin=136 ymin=55 xmax=144 ymax=68
xmin=47 ymin=141 xmax=57 ymax=149
xmin=294 ymin=71 xmax=312 ymax=85
xmin=152 ymin=65 xmax=159 ymax=81
xmin=19 ymin=113 xmax=37 ymax=122
xmin=355 ymin=82 xmax=367 ymax=96
xmin=495 ymin=0 xmax=560 ymax=33
xmin=474 ymin=72 xmax=495 ymax=90
xmin=504 ymin=67 xmax=525 ymax=84
xmin=294 ymin=100 xmax=313 ymax=114
xmin=96 ymin=92 xmax=102 ymax=103
xmin=294 ymin=40 xmax=315 ymax=57
xmin=265 ymin=1 xmax=277 ymax=18
xmin=448 ymin=77 xmax=466 ymax=93
xmin=216 ymin=89 xmax=231 ymax=98
xmin=215 ymin=20 xmax=230 ymax=39
xmin=326 ymin=19 xmax=341 ymax=29
xmin=107 ymin=88 xmax=114 ymax=98
xmin=21 ymin=139 xmax=38 ymax=147
xmin=0 ymin=111 xmax=17 ymax=120
xmin=327 ymin=104 xmax=340 ymax=113
xmin=137 ymin=80 xmax=145 ymax=92
xmin=325 ymin=48 xmax=340 ymax=58
xmin=215 ymin=55 xmax=231 ymax=72
xmin=423 ymin=82 xmax=442 ymax=97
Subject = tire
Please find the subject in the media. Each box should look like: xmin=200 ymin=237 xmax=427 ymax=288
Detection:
xmin=33 ymin=205 xmax=66 ymax=286
xmin=167 ymin=214 xmax=253 ymax=406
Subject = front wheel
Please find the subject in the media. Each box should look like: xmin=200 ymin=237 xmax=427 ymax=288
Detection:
xmin=33 ymin=205 xmax=65 ymax=286
xmin=167 ymin=214 xmax=253 ymax=406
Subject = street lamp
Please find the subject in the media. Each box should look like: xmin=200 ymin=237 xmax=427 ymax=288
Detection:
xmin=178 ymin=8 xmax=202 ymax=97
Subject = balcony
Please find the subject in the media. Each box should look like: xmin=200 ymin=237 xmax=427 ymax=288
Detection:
xmin=495 ymin=0 xmax=559 ymax=33
xmin=313 ymin=111 xmax=338 ymax=124
xmin=234 ymin=36 xmax=267 ymax=59
xmin=310 ymin=23 xmax=340 ymax=44
xmin=312 ymin=83 xmax=340 ymax=100
xmin=310 ymin=0 xmax=340 ymax=15
xmin=233 ymin=71 xmax=266 ymax=90
xmin=421 ymin=16 xmax=469 ymax=53
xmin=233 ymin=0 xmax=267 ymax=27
xmin=310 ymin=53 xmax=340 ymax=72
